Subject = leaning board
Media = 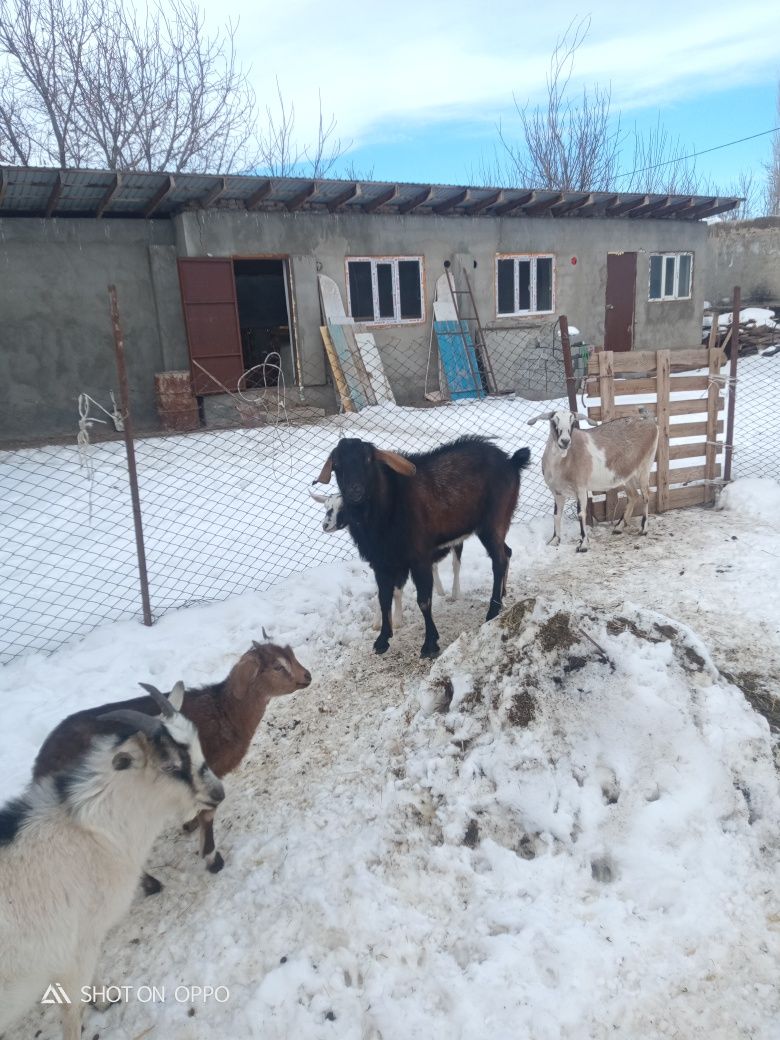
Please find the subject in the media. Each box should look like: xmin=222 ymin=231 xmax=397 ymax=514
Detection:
xmin=434 ymin=320 xmax=484 ymax=400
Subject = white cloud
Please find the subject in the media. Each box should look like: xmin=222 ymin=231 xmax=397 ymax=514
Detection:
xmin=209 ymin=0 xmax=780 ymax=147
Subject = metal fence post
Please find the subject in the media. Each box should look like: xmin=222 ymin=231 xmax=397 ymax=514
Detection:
xmin=723 ymin=285 xmax=740 ymax=485
xmin=109 ymin=285 xmax=153 ymax=627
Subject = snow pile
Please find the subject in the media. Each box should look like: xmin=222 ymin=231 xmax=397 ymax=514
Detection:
xmin=379 ymin=596 xmax=780 ymax=1037
xmin=717 ymin=477 xmax=780 ymax=522
xmin=702 ymin=307 xmax=779 ymax=332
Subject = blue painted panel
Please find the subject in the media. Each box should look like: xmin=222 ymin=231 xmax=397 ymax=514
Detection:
xmin=434 ymin=321 xmax=484 ymax=400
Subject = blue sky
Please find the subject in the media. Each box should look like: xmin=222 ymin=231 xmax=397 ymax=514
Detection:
xmin=214 ymin=0 xmax=780 ymax=195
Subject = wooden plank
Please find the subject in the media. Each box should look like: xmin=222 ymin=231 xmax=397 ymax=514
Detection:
xmin=670 ymin=419 xmax=723 ymax=439
xmin=320 ymin=326 xmax=356 ymax=413
xmin=433 ymin=188 xmax=468 ymax=215
xmin=587 ymin=397 xmax=722 ymax=421
xmin=45 ymin=171 xmax=64 ymax=217
xmin=588 ymin=348 xmax=713 ymax=375
xmin=286 ymin=182 xmax=316 ymax=212
xmin=434 ymin=320 xmax=484 ymax=400
xmin=96 ymin=173 xmax=121 ymax=218
xmin=327 ymin=183 xmax=359 ymax=213
xmin=354 ymin=331 xmax=395 ymax=404
xmin=669 ymin=441 xmax=722 ymax=461
xmin=200 ymin=177 xmax=227 ymax=208
xmin=596 ymin=350 xmax=618 ymax=521
xmin=588 ymin=374 xmax=711 ymax=396
xmin=655 ymin=350 xmax=670 ymax=512
xmin=362 ymin=186 xmax=397 ymax=213
xmin=466 ymin=189 xmax=501 ymax=215
xmin=704 ymin=346 xmax=723 ymax=504
xmin=246 ymin=179 xmax=272 ymax=209
xmin=494 ymin=190 xmax=534 ymax=216
xmin=144 ymin=175 xmax=175 ymax=217
xmin=591 ymin=482 xmax=718 ymax=520
xmin=327 ymin=324 xmax=372 ymax=409
xmin=397 ymin=187 xmax=432 ymax=215
xmin=668 ymin=463 xmax=721 ymax=485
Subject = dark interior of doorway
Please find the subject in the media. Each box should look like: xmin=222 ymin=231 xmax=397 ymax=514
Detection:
xmin=233 ymin=259 xmax=291 ymax=388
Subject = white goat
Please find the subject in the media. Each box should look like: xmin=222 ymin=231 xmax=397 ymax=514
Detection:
xmin=309 ymin=487 xmax=462 ymax=629
xmin=528 ymin=409 xmax=659 ymax=552
xmin=0 ymin=684 xmax=224 ymax=1040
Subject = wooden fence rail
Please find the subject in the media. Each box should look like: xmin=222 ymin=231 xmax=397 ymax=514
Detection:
xmin=585 ymin=346 xmax=727 ymax=521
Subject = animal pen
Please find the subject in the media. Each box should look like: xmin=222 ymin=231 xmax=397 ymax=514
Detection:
xmin=0 ymin=286 xmax=773 ymax=665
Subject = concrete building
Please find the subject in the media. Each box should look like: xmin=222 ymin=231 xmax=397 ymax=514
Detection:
xmin=706 ymin=218 xmax=780 ymax=308
xmin=0 ymin=166 xmax=738 ymax=440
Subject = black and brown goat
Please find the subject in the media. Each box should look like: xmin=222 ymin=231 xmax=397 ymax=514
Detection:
xmin=33 ymin=638 xmax=311 ymax=891
xmin=314 ymin=435 xmax=531 ymax=658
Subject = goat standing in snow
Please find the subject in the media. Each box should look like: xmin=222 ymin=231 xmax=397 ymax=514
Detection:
xmin=314 ymin=436 xmax=531 ymax=658
xmin=309 ymin=487 xmax=463 ymax=628
xmin=528 ymin=409 xmax=658 ymax=552
xmin=34 ymin=638 xmax=311 ymax=889
xmin=0 ymin=685 xmax=224 ymax=1040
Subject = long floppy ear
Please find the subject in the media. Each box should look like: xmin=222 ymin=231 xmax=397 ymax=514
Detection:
xmin=527 ymin=412 xmax=554 ymax=426
xmin=314 ymin=453 xmax=333 ymax=484
xmin=375 ymin=449 xmax=416 ymax=477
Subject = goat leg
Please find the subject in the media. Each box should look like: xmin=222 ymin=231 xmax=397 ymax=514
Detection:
xmin=549 ymin=494 xmax=565 ymax=546
xmin=372 ymin=570 xmax=396 ymax=654
xmin=199 ymin=809 xmax=224 ymax=874
xmin=451 ymin=544 xmax=463 ymax=601
xmin=411 ymin=563 xmax=439 ymax=658
xmin=576 ymin=493 xmax=590 ymax=552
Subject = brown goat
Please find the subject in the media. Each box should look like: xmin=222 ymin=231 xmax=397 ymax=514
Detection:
xmin=33 ymin=639 xmax=312 ymax=890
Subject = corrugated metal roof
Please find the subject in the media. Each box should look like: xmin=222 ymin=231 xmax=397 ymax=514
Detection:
xmin=0 ymin=165 xmax=741 ymax=221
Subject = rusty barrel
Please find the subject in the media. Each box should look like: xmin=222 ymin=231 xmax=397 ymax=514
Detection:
xmin=154 ymin=371 xmax=200 ymax=432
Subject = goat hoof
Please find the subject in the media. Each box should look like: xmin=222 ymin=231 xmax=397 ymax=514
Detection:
xmin=141 ymin=872 xmax=163 ymax=896
xmin=373 ymin=637 xmax=390 ymax=654
xmin=91 ymin=993 xmax=122 ymax=1011
xmin=576 ymin=543 xmax=589 ymax=554
xmin=485 ymin=602 xmax=502 ymax=622
xmin=182 ymin=816 xmax=200 ymax=833
xmin=547 ymin=536 xmax=560 ymax=547
xmin=207 ymin=851 xmax=225 ymax=874
xmin=420 ymin=644 xmax=440 ymax=659
xmin=612 ymin=525 xmax=624 ymax=536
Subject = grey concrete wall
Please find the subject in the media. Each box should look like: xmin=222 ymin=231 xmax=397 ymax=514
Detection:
xmin=0 ymin=217 xmax=187 ymax=441
xmin=705 ymin=219 xmax=780 ymax=307
xmin=175 ymin=207 xmax=708 ymax=406
xmin=1 ymin=207 xmax=710 ymax=440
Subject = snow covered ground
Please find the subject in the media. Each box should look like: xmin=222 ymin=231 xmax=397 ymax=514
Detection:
xmin=2 ymin=479 xmax=780 ymax=1040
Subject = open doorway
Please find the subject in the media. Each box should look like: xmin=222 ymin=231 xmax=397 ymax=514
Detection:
xmin=233 ymin=259 xmax=294 ymax=388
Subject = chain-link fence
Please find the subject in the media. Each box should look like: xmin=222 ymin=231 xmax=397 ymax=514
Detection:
xmin=2 ymin=315 xmax=775 ymax=665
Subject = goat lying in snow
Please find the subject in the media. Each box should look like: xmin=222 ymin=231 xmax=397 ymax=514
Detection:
xmin=528 ymin=409 xmax=658 ymax=552
xmin=314 ymin=436 xmax=531 ymax=658
xmin=309 ymin=487 xmax=463 ymax=628
xmin=0 ymin=685 xmax=224 ymax=1040
xmin=34 ymin=638 xmax=311 ymax=890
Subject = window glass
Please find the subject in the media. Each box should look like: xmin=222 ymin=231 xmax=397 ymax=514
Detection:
xmin=376 ymin=263 xmax=394 ymax=319
xmin=536 ymin=257 xmax=553 ymax=311
xmin=497 ymin=259 xmax=515 ymax=315
xmin=348 ymin=261 xmax=374 ymax=321
xmin=398 ymin=260 xmax=422 ymax=319
xmin=518 ymin=260 xmax=531 ymax=311
xmin=663 ymin=255 xmax=676 ymax=297
xmin=649 ymin=255 xmax=663 ymax=299
xmin=678 ymin=254 xmax=692 ymax=297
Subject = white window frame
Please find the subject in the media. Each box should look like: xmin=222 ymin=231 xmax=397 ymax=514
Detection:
xmin=495 ymin=254 xmax=555 ymax=317
xmin=345 ymin=256 xmax=424 ymax=325
xmin=649 ymin=252 xmax=693 ymax=301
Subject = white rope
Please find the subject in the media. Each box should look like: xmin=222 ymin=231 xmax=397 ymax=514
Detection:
xmin=236 ymin=353 xmax=293 ymax=477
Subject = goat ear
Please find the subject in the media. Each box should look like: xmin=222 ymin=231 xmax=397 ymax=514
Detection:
xmin=314 ymin=454 xmax=333 ymax=484
xmin=375 ymin=449 xmax=416 ymax=477
xmin=527 ymin=412 xmax=554 ymax=426
xmin=168 ymin=681 xmax=185 ymax=713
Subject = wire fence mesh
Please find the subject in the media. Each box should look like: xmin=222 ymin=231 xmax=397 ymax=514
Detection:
xmin=1 ymin=318 xmax=776 ymax=665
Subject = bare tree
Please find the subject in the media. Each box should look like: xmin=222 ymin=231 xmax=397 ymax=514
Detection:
xmin=0 ymin=0 xmax=260 ymax=172
xmin=763 ymin=86 xmax=780 ymax=216
xmin=256 ymin=80 xmax=346 ymax=179
xmin=621 ymin=116 xmax=703 ymax=195
xmin=497 ymin=18 xmax=622 ymax=192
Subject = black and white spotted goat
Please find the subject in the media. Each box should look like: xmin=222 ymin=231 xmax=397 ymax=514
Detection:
xmin=0 ymin=685 xmax=224 ymax=1040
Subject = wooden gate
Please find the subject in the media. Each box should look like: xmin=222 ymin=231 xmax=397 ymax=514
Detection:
xmin=585 ymin=347 xmax=726 ymax=520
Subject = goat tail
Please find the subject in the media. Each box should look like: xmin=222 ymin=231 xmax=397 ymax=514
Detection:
xmin=511 ymin=447 xmax=532 ymax=472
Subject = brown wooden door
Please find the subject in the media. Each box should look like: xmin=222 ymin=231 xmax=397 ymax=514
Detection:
xmin=178 ymin=258 xmax=244 ymax=394
xmin=604 ymin=252 xmax=637 ymax=352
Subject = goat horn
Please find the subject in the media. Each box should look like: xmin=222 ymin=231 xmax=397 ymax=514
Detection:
xmin=138 ymin=681 xmax=176 ymax=718
xmin=527 ymin=412 xmax=554 ymax=425
xmin=262 ymin=626 xmax=270 ymax=640
xmin=98 ymin=709 xmax=164 ymax=738
xmin=308 ymin=487 xmax=327 ymax=503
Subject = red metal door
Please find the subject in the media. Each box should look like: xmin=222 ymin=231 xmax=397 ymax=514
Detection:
xmin=604 ymin=252 xmax=637 ymax=352
xmin=178 ymin=258 xmax=244 ymax=394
